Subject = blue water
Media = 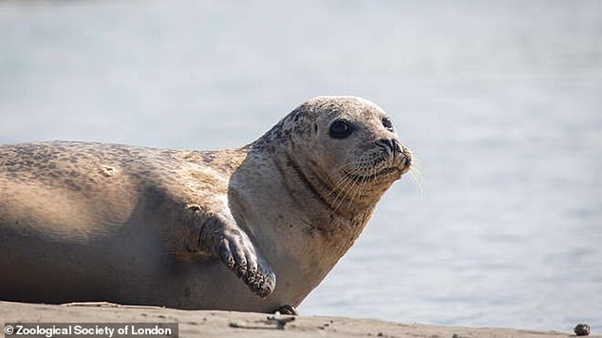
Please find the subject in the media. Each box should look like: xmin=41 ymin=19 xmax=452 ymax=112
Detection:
xmin=1 ymin=1 xmax=601 ymax=333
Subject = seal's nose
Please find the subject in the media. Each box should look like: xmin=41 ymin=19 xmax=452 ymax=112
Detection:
xmin=400 ymin=145 xmax=413 ymax=170
xmin=376 ymin=138 xmax=401 ymax=157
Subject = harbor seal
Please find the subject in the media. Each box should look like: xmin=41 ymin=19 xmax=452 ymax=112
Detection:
xmin=0 ymin=96 xmax=412 ymax=313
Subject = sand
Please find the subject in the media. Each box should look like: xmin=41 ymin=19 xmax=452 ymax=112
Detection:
xmin=1 ymin=301 xmax=593 ymax=338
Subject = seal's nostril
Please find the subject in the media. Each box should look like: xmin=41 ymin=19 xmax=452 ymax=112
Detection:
xmin=391 ymin=140 xmax=401 ymax=154
xmin=376 ymin=138 xmax=400 ymax=155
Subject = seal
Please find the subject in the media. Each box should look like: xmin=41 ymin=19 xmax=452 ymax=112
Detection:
xmin=0 ymin=96 xmax=412 ymax=313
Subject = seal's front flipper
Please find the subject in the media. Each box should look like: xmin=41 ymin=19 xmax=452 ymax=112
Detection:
xmin=274 ymin=304 xmax=299 ymax=315
xmin=215 ymin=226 xmax=276 ymax=297
xmin=196 ymin=214 xmax=276 ymax=298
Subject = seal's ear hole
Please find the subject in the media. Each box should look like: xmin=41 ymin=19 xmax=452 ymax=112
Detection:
xmin=329 ymin=120 xmax=353 ymax=139
xmin=314 ymin=123 xmax=318 ymax=134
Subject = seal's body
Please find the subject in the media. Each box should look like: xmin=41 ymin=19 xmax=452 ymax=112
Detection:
xmin=0 ymin=96 xmax=412 ymax=312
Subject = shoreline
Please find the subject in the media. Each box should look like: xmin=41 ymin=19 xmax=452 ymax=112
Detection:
xmin=0 ymin=301 xmax=590 ymax=338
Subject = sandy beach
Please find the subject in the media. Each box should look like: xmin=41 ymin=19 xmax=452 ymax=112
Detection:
xmin=1 ymin=301 xmax=592 ymax=338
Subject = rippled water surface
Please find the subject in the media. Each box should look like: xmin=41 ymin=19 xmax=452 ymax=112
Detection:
xmin=1 ymin=1 xmax=601 ymax=333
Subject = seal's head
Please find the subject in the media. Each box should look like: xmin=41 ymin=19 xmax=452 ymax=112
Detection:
xmin=298 ymin=96 xmax=411 ymax=183
xmin=255 ymin=96 xmax=412 ymax=212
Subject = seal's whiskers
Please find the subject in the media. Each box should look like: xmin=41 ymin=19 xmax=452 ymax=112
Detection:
xmin=344 ymin=161 xmax=370 ymax=209
xmin=407 ymin=155 xmax=423 ymax=195
xmin=346 ymin=159 xmax=376 ymax=209
xmin=331 ymin=161 xmax=364 ymax=212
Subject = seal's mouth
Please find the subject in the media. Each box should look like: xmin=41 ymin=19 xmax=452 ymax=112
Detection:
xmin=343 ymin=153 xmax=412 ymax=183
xmin=344 ymin=167 xmax=399 ymax=183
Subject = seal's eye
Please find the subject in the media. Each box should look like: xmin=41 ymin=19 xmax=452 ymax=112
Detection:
xmin=382 ymin=117 xmax=394 ymax=132
xmin=329 ymin=120 xmax=353 ymax=139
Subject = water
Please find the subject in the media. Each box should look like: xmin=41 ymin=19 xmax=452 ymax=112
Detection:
xmin=1 ymin=0 xmax=601 ymax=333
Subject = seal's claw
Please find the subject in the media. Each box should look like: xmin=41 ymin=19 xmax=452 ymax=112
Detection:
xmin=230 ymin=243 xmax=248 ymax=278
xmin=217 ymin=240 xmax=235 ymax=270
xmin=235 ymin=257 xmax=247 ymax=278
